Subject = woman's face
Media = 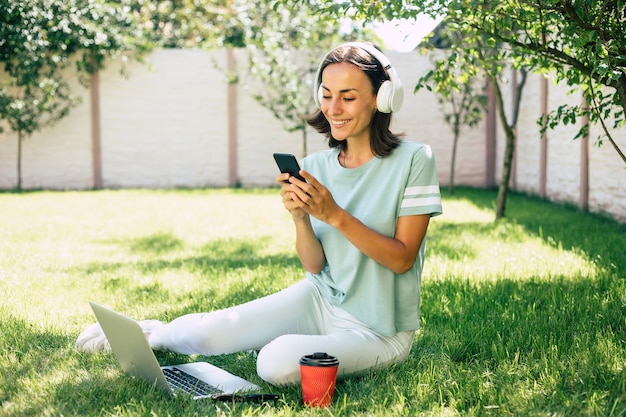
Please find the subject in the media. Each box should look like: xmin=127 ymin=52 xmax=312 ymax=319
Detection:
xmin=319 ymin=62 xmax=377 ymax=143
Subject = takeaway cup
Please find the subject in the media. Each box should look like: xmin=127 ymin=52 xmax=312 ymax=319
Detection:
xmin=299 ymin=352 xmax=340 ymax=407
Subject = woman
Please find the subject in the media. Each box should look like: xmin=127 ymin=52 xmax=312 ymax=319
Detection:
xmin=77 ymin=42 xmax=442 ymax=386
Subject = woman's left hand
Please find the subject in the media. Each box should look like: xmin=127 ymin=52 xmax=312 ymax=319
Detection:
xmin=288 ymin=169 xmax=430 ymax=275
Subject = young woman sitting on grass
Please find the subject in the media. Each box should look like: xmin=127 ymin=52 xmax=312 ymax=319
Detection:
xmin=77 ymin=42 xmax=443 ymax=386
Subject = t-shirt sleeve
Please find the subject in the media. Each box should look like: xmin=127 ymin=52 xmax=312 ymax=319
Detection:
xmin=399 ymin=144 xmax=443 ymax=217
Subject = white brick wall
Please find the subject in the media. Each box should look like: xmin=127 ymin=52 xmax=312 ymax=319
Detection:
xmin=0 ymin=64 xmax=93 ymax=190
xmin=544 ymin=77 xmax=584 ymax=203
xmin=0 ymin=48 xmax=624 ymax=222
xmin=588 ymin=119 xmax=626 ymax=219
xmin=495 ymin=69 xmax=625 ymax=222
xmin=99 ymin=49 xmax=230 ymax=188
xmin=515 ymin=72 xmax=544 ymax=193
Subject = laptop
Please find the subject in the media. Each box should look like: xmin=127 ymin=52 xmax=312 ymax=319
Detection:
xmin=89 ymin=302 xmax=266 ymax=401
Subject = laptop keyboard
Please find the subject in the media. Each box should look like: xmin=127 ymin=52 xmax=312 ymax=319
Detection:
xmin=163 ymin=367 xmax=222 ymax=397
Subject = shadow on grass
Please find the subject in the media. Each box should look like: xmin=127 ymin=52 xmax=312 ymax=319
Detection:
xmin=71 ymin=236 xmax=302 ymax=310
xmin=387 ymin=272 xmax=626 ymax=414
xmin=442 ymin=187 xmax=626 ymax=273
xmin=0 ymin=310 xmax=136 ymax=415
xmin=125 ymin=232 xmax=185 ymax=254
xmin=0 ymin=311 xmax=67 ymax=405
xmin=421 ymin=274 xmax=625 ymax=359
xmin=88 ymin=236 xmax=300 ymax=274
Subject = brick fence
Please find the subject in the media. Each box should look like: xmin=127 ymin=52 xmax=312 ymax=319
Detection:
xmin=0 ymin=48 xmax=624 ymax=222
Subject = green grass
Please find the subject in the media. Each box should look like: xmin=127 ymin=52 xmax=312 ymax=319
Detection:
xmin=0 ymin=187 xmax=624 ymax=416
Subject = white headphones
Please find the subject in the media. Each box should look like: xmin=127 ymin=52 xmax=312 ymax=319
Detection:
xmin=313 ymin=42 xmax=404 ymax=113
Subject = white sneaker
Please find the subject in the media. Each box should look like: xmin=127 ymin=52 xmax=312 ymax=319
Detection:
xmin=75 ymin=322 xmax=110 ymax=352
xmin=75 ymin=320 xmax=164 ymax=352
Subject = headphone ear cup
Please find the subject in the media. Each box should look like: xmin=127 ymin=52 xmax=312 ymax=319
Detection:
xmin=376 ymin=80 xmax=394 ymax=113
xmin=316 ymin=84 xmax=324 ymax=109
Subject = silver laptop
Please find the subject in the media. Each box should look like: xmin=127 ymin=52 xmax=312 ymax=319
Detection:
xmin=89 ymin=302 xmax=261 ymax=400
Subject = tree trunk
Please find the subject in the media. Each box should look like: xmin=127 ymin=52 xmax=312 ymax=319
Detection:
xmin=496 ymin=124 xmax=516 ymax=220
xmin=449 ymin=127 xmax=459 ymax=194
xmin=17 ymin=130 xmax=23 ymax=191
xmin=491 ymin=78 xmax=516 ymax=220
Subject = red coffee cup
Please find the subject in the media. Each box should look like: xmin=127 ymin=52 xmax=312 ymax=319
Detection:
xmin=299 ymin=352 xmax=339 ymax=408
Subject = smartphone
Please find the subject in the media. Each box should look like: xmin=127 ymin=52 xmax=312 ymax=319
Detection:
xmin=273 ymin=153 xmax=306 ymax=182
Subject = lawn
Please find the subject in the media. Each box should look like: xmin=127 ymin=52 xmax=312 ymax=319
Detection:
xmin=0 ymin=187 xmax=624 ymax=416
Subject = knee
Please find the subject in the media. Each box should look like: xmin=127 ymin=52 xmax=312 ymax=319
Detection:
xmin=256 ymin=337 xmax=301 ymax=386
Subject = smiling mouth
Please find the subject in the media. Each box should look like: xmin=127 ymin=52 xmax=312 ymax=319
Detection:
xmin=331 ymin=119 xmax=350 ymax=127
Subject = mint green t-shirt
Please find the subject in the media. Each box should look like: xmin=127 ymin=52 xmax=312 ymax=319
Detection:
xmin=303 ymin=140 xmax=442 ymax=336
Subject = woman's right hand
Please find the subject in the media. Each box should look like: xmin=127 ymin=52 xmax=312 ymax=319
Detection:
xmin=276 ymin=174 xmax=307 ymax=219
xmin=276 ymin=173 xmax=326 ymax=273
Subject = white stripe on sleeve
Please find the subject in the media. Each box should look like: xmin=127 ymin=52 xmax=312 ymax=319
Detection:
xmin=403 ymin=185 xmax=440 ymax=196
xmin=401 ymin=196 xmax=442 ymax=208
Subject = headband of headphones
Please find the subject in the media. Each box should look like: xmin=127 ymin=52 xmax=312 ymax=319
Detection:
xmin=313 ymin=42 xmax=404 ymax=113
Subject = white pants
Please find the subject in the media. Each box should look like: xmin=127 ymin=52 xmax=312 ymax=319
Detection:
xmin=149 ymin=280 xmax=414 ymax=386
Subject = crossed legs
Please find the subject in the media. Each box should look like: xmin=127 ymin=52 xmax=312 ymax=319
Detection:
xmin=148 ymin=279 xmax=414 ymax=385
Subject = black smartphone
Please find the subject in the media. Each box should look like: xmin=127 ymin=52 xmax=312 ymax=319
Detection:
xmin=273 ymin=153 xmax=306 ymax=182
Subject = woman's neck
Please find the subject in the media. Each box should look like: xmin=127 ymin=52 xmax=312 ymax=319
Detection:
xmin=340 ymin=141 xmax=374 ymax=168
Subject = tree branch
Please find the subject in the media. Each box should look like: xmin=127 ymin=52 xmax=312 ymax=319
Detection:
xmin=486 ymin=29 xmax=623 ymax=91
xmin=556 ymin=0 xmax=622 ymax=51
xmin=587 ymin=77 xmax=626 ymax=164
xmin=509 ymin=68 xmax=527 ymax=128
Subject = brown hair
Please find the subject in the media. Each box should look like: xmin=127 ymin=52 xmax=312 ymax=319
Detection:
xmin=306 ymin=44 xmax=403 ymax=156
